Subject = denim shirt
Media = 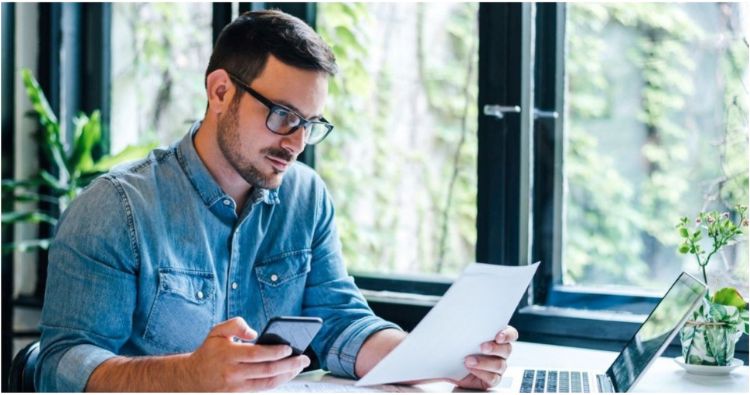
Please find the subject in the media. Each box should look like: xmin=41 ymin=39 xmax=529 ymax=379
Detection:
xmin=35 ymin=121 xmax=400 ymax=392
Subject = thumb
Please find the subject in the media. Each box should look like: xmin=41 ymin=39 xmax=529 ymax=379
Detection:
xmin=208 ymin=317 xmax=258 ymax=341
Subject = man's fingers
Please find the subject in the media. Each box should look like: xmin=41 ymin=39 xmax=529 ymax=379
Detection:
xmin=236 ymin=355 xmax=310 ymax=379
xmin=480 ymin=341 xmax=512 ymax=358
xmin=465 ymin=355 xmax=507 ymax=375
xmin=454 ymin=374 xmax=485 ymax=390
xmin=466 ymin=368 xmax=502 ymax=388
xmin=495 ymin=325 xmax=519 ymax=343
xmin=232 ymin=343 xmax=294 ymax=363
xmin=209 ymin=317 xmax=257 ymax=341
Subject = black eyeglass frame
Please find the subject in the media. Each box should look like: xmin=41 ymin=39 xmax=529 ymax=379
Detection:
xmin=226 ymin=71 xmax=334 ymax=145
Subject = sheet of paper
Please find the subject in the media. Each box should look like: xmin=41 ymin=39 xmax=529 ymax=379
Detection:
xmin=357 ymin=262 xmax=540 ymax=387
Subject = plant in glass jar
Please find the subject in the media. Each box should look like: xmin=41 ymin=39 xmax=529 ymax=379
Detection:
xmin=675 ymin=205 xmax=749 ymax=366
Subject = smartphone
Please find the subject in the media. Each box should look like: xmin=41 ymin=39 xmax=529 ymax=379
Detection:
xmin=254 ymin=316 xmax=323 ymax=355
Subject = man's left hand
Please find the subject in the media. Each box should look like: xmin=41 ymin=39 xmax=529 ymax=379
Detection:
xmin=453 ymin=325 xmax=518 ymax=390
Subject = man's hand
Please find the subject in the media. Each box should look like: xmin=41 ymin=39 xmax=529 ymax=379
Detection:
xmin=86 ymin=317 xmax=310 ymax=392
xmin=186 ymin=317 xmax=310 ymax=392
xmin=453 ymin=325 xmax=518 ymax=390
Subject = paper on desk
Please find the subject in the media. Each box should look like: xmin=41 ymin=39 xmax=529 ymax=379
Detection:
xmin=356 ymin=262 xmax=540 ymax=387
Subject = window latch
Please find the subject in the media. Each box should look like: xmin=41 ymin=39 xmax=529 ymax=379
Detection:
xmin=483 ymin=104 xmax=521 ymax=120
xmin=534 ymin=109 xmax=559 ymax=120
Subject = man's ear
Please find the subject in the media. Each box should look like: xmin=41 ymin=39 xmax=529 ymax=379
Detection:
xmin=205 ymin=69 xmax=236 ymax=115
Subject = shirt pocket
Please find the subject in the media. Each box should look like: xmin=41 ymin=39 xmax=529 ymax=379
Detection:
xmin=143 ymin=268 xmax=216 ymax=353
xmin=255 ymin=249 xmax=312 ymax=318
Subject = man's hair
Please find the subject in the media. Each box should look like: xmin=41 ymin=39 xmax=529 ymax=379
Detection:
xmin=206 ymin=9 xmax=338 ymax=88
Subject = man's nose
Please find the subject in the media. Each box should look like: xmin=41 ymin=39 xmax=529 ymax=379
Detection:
xmin=280 ymin=127 xmax=306 ymax=156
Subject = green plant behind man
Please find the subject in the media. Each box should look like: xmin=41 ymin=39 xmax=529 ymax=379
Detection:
xmin=1 ymin=69 xmax=157 ymax=253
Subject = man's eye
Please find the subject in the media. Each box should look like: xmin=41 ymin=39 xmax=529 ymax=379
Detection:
xmin=272 ymin=108 xmax=289 ymax=118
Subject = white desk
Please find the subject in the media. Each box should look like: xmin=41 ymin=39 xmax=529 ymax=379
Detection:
xmin=276 ymin=341 xmax=749 ymax=392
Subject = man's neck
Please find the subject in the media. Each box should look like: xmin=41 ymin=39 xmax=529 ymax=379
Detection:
xmin=193 ymin=120 xmax=251 ymax=211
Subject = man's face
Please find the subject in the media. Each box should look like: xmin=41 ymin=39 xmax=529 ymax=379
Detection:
xmin=217 ymin=55 xmax=328 ymax=189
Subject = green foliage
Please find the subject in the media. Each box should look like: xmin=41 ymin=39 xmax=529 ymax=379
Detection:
xmin=676 ymin=206 xmax=749 ymax=350
xmin=565 ymin=4 xmax=749 ymax=289
xmin=111 ymin=4 xmax=210 ymax=146
xmin=1 ymin=69 xmax=157 ymax=253
xmin=676 ymin=205 xmax=748 ymax=284
xmin=316 ymin=4 xmax=479 ymax=275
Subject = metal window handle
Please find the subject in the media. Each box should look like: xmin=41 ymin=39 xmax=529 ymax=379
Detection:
xmin=483 ymin=105 xmax=521 ymax=120
xmin=534 ymin=109 xmax=559 ymax=120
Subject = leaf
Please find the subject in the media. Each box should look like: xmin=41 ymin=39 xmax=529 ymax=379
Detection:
xmin=38 ymin=170 xmax=67 ymax=193
xmin=1 ymin=238 xmax=52 ymax=253
xmin=21 ymin=69 xmax=69 ymax=180
xmin=1 ymin=178 xmax=44 ymax=191
xmin=679 ymin=227 xmax=689 ymax=237
xmin=21 ymin=69 xmax=58 ymax=128
xmin=68 ymin=111 xmax=102 ymax=174
xmin=712 ymin=287 xmax=747 ymax=309
xmin=90 ymin=143 xmax=157 ymax=172
xmin=1 ymin=211 xmax=58 ymax=226
xmin=6 ymin=191 xmax=60 ymax=205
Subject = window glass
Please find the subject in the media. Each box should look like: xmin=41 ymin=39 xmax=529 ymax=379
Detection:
xmin=316 ymin=3 xmax=479 ymax=277
xmin=111 ymin=3 xmax=212 ymax=151
xmin=563 ymin=3 xmax=749 ymax=293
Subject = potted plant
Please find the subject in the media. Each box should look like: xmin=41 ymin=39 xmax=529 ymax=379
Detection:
xmin=1 ymin=69 xmax=156 ymax=253
xmin=675 ymin=205 xmax=749 ymax=366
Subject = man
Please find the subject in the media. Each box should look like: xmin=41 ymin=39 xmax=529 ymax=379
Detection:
xmin=36 ymin=10 xmax=517 ymax=392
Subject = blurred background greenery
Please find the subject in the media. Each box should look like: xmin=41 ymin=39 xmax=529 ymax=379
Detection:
xmin=108 ymin=2 xmax=748 ymax=294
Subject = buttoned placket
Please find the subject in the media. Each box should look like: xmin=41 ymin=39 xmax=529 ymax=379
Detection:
xmin=225 ymin=198 xmax=243 ymax=318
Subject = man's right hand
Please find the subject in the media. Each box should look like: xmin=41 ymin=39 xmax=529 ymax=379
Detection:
xmin=185 ymin=317 xmax=311 ymax=392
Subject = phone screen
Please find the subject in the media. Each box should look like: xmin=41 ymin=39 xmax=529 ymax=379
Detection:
xmin=255 ymin=316 xmax=323 ymax=355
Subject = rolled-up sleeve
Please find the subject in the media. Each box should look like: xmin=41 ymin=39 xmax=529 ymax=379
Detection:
xmin=303 ymin=177 xmax=401 ymax=379
xmin=324 ymin=316 xmax=401 ymax=378
xmin=35 ymin=177 xmax=138 ymax=392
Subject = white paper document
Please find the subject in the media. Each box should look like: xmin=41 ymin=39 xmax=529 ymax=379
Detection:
xmin=356 ymin=262 xmax=540 ymax=387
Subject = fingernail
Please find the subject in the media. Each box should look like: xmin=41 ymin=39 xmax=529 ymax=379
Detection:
xmin=303 ymin=357 xmax=311 ymax=367
xmin=497 ymin=334 xmax=506 ymax=343
xmin=465 ymin=357 xmax=478 ymax=367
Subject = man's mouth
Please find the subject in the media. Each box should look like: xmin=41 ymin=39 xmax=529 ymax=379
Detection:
xmin=266 ymin=155 xmax=290 ymax=172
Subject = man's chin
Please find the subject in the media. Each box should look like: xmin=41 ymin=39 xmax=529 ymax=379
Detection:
xmin=260 ymin=173 xmax=284 ymax=189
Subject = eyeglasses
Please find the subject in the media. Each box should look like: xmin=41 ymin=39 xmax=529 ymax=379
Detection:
xmin=227 ymin=72 xmax=334 ymax=145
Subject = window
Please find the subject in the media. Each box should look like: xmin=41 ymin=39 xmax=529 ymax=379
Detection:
xmin=110 ymin=3 xmax=212 ymax=151
xmin=522 ymin=2 xmax=748 ymax=354
xmin=315 ymin=3 xmax=480 ymax=278
xmin=560 ymin=3 xmax=749 ymax=295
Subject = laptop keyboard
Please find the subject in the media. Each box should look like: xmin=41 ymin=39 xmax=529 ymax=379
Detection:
xmin=520 ymin=369 xmax=598 ymax=393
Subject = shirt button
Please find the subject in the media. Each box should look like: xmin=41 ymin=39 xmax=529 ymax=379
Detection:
xmin=223 ymin=199 xmax=231 ymax=206
xmin=231 ymin=282 xmax=238 ymax=290
xmin=196 ymin=291 xmax=204 ymax=300
xmin=270 ymin=274 xmax=279 ymax=282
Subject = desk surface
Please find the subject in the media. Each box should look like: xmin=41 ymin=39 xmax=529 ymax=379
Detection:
xmin=278 ymin=341 xmax=749 ymax=392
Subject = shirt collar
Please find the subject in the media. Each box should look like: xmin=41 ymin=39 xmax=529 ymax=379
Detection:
xmin=176 ymin=120 xmax=280 ymax=208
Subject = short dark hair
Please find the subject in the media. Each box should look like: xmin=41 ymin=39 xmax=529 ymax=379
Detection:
xmin=206 ymin=9 xmax=337 ymax=87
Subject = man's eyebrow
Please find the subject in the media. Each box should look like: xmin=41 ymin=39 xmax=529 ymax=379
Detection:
xmin=273 ymin=99 xmax=322 ymax=120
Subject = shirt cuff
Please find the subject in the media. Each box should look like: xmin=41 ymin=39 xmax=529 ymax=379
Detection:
xmin=325 ymin=316 xmax=402 ymax=379
xmin=55 ymin=344 xmax=116 ymax=392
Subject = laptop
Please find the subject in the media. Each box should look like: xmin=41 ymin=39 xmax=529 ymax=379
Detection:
xmin=502 ymin=272 xmax=707 ymax=393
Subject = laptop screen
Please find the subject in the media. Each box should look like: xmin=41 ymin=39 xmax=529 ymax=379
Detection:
xmin=605 ymin=273 xmax=706 ymax=392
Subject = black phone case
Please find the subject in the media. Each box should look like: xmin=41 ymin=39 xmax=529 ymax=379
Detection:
xmin=255 ymin=316 xmax=323 ymax=355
